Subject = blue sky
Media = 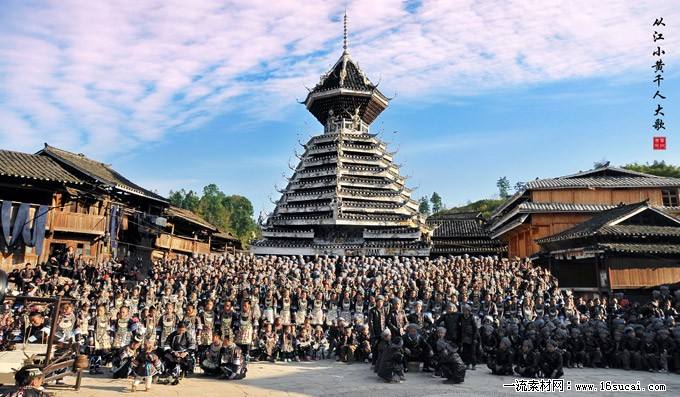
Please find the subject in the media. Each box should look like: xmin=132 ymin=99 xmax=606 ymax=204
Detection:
xmin=0 ymin=0 xmax=679 ymax=216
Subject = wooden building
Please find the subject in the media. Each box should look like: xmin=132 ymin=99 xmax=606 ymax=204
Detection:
xmin=211 ymin=231 xmax=242 ymax=254
xmin=0 ymin=144 xmax=240 ymax=270
xmin=0 ymin=149 xmax=87 ymax=270
xmin=427 ymin=212 xmax=506 ymax=257
xmin=536 ymin=201 xmax=680 ymax=293
xmin=154 ymin=206 xmax=240 ymax=258
xmin=38 ymin=144 xmax=169 ymax=265
xmin=488 ymin=165 xmax=680 ymax=258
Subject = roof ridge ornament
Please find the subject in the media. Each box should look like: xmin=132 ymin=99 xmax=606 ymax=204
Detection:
xmin=343 ymin=10 xmax=349 ymax=54
xmin=339 ymin=11 xmax=349 ymax=86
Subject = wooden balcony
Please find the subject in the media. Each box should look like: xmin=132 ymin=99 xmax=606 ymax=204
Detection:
xmin=155 ymin=233 xmax=210 ymax=254
xmin=50 ymin=212 xmax=106 ymax=235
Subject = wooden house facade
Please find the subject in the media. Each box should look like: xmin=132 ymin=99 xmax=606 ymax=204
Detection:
xmin=0 ymin=149 xmax=89 ymax=270
xmin=155 ymin=206 xmax=240 ymax=259
xmin=0 ymin=144 xmax=239 ymax=271
xmin=536 ymin=202 xmax=680 ymax=292
xmin=488 ymin=166 xmax=680 ymax=258
xmin=38 ymin=144 xmax=169 ymax=266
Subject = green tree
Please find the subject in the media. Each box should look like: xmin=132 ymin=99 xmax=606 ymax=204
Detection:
xmin=183 ymin=190 xmax=200 ymax=212
xmin=223 ymin=195 xmax=258 ymax=244
xmin=623 ymin=160 xmax=680 ymax=178
xmin=168 ymin=189 xmax=186 ymax=208
xmin=170 ymin=184 xmax=260 ymax=246
xmin=418 ymin=196 xmax=430 ymax=216
xmin=496 ymin=176 xmax=511 ymax=198
xmin=198 ymin=184 xmax=230 ymax=232
xmin=430 ymin=192 xmax=443 ymax=214
xmin=168 ymin=189 xmax=200 ymax=212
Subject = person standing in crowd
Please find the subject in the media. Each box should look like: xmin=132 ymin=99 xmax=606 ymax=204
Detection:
xmin=368 ymin=295 xmax=386 ymax=367
xmin=459 ymin=304 xmax=478 ymax=370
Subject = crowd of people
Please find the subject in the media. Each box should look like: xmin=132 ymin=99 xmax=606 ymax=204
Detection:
xmin=1 ymin=253 xmax=679 ymax=393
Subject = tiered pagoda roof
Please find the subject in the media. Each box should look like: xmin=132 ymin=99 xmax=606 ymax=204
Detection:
xmin=251 ymin=14 xmax=430 ymax=256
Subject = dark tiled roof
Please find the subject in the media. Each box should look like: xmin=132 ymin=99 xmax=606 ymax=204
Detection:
xmin=489 ymin=189 xmax=527 ymax=219
xmin=525 ymin=176 xmax=680 ymax=190
xmin=489 ymin=202 xmax=610 ymax=234
xmin=518 ymin=202 xmax=615 ymax=213
xmin=558 ymin=165 xmax=658 ymax=179
xmin=310 ymin=55 xmax=376 ymax=94
xmin=431 ymin=245 xmax=507 ymax=254
xmin=597 ymin=225 xmax=680 ymax=237
xmin=432 ymin=238 xmax=504 ymax=247
xmin=599 ymin=243 xmax=680 ymax=255
xmin=490 ymin=214 xmax=529 ymax=239
xmin=0 ymin=149 xmax=82 ymax=184
xmin=428 ymin=218 xmax=489 ymax=238
xmin=166 ymin=206 xmax=217 ymax=231
xmin=536 ymin=202 xmax=679 ymax=243
xmin=40 ymin=144 xmax=167 ymax=203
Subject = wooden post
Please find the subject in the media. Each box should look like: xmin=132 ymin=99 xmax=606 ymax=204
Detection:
xmin=169 ymin=223 xmax=175 ymax=257
xmin=75 ymin=369 xmax=82 ymax=390
xmin=45 ymin=295 xmax=62 ymax=364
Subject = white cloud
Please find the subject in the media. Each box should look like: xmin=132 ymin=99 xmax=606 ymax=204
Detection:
xmin=0 ymin=0 xmax=677 ymax=157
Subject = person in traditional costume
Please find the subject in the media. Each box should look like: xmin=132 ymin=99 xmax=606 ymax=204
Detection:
xmin=159 ymin=302 xmax=178 ymax=349
xmin=540 ymin=340 xmax=564 ymax=378
xmin=200 ymin=332 xmax=224 ymax=376
xmin=262 ymin=290 xmax=277 ymax=325
xmin=368 ymin=295 xmax=387 ymax=367
xmin=56 ymin=302 xmax=76 ymax=343
xmin=131 ymin=339 xmax=163 ymax=391
xmin=433 ymin=327 xmax=466 ymax=384
xmin=312 ymin=325 xmax=329 ymax=360
xmin=112 ymin=334 xmax=143 ymax=379
xmin=6 ymin=366 xmax=50 ymax=397
xmin=376 ymin=335 xmax=406 ymax=383
xmin=198 ymin=299 xmax=216 ymax=355
xmin=258 ymin=322 xmax=279 ymax=362
xmin=162 ymin=321 xmax=196 ymax=385
xmin=219 ymin=332 xmax=246 ymax=380
xmin=280 ymin=290 xmax=292 ymax=326
xmin=112 ymin=306 xmax=133 ymax=355
xmin=280 ymin=324 xmax=296 ymax=362
xmin=310 ymin=291 xmax=325 ymax=327
xmin=235 ymin=300 xmax=254 ymax=361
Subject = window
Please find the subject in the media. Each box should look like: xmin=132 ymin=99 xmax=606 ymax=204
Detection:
xmin=662 ymin=189 xmax=679 ymax=206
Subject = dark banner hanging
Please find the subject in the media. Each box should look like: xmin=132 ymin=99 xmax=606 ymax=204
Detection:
xmin=0 ymin=200 xmax=50 ymax=257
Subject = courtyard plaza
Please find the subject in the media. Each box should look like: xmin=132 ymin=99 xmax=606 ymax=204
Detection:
xmin=56 ymin=361 xmax=679 ymax=397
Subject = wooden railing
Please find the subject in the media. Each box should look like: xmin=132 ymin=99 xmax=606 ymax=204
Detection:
xmin=50 ymin=212 xmax=106 ymax=235
xmin=155 ymin=233 xmax=210 ymax=254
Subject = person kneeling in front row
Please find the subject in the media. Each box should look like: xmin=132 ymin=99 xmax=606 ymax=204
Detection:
xmin=434 ymin=327 xmax=466 ymax=384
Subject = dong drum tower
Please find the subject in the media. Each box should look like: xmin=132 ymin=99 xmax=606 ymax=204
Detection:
xmin=251 ymin=14 xmax=431 ymax=256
